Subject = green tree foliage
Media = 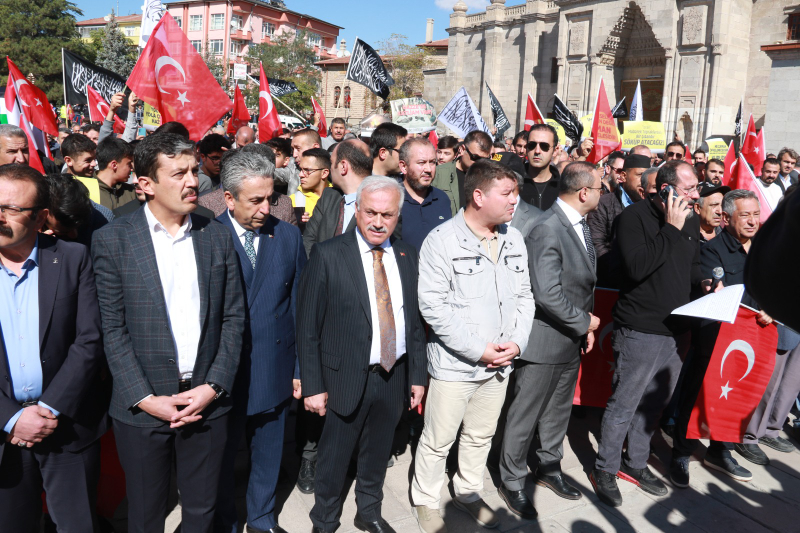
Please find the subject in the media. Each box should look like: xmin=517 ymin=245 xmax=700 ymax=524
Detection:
xmin=0 ymin=0 xmax=94 ymax=103
xmin=96 ymin=12 xmax=137 ymax=78
xmin=201 ymin=41 xmax=227 ymax=88
xmin=244 ymin=29 xmax=320 ymax=114
xmin=376 ymin=33 xmax=430 ymax=103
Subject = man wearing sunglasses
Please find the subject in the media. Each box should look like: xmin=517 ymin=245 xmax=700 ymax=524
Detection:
xmin=431 ymin=130 xmax=493 ymax=217
xmin=602 ymin=151 xmax=626 ymax=193
xmin=664 ymin=141 xmax=686 ymax=162
xmin=520 ymin=124 xmax=560 ymax=211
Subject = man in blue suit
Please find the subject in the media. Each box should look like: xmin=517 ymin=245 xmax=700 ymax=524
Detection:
xmin=215 ymin=151 xmax=307 ymax=533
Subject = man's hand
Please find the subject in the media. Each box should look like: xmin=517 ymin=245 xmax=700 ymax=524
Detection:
xmin=312 ymin=113 xmax=320 ymax=127
xmin=128 ymin=91 xmax=139 ymax=113
xmin=486 ymin=342 xmax=520 ymax=368
xmin=664 ymin=189 xmax=691 ymax=231
xmin=588 ymin=313 xmax=601 ymax=333
xmin=301 ymin=212 xmax=311 ymax=223
xmin=584 ymin=331 xmax=595 ymax=354
xmin=170 ymin=385 xmax=218 ymax=428
xmin=577 ymin=137 xmax=594 ymax=158
xmin=409 ymin=385 xmax=425 ymax=410
xmin=139 ymin=395 xmax=188 ymax=424
xmin=304 ymin=392 xmax=328 ymax=416
xmin=756 ymin=311 xmax=774 ymax=327
xmin=700 ymin=279 xmax=724 ymax=294
xmin=293 ymin=379 xmax=302 ymax=400
xmin=480 ymin=343 xmax=507 ymax=367
xmin=7 ymin=406 xmax=58 ymax=446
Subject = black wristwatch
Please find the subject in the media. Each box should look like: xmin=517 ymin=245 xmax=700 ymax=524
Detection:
xmin=205 ymin=382 xmax=225 ymax=400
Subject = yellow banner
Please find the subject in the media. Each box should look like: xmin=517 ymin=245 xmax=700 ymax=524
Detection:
xmin=546 ymin=119 xmax=566 ymax=146
xmin=621 ymin=121 xmax=666 ymax=152
xmin=706 ymin=138 xmax=729 ymax=161
xmin=143 ymin=103 xmax=162 ymax=129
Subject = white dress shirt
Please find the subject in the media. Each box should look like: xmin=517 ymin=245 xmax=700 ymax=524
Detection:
xmin=356 ymin=228 xmax=406 ymax=365
xmin=342 ymin=192 xmax=358 ymax=231
xmin=145 ymin=204 xmax=201 ymax=379
xmin=757 ymin=178 xmax=783 ymax=211
xmin=780 ymin=174 xmax=793 ymax=191
xmin=556 ymin=198 xmax=588 ymax=251
xmin=228 ymin=210 xmax=260 ymax=251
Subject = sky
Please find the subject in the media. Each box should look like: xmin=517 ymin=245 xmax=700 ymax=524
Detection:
xmin=73 ymin=0 xmax=501 ymax=50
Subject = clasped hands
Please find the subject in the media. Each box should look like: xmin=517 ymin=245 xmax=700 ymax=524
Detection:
xmin=139 ymin=384 xmax=217 ymax=428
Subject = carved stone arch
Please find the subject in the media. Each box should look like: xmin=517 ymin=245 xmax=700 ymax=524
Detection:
xmin=597 ymin=2 xmax=666 ymax=68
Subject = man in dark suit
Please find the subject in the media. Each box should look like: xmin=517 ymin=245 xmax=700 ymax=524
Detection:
xmin=295 ymin=138 xmax=374 ymax=494
xmin=297 ymin=175 xmax=427 ymax=533
xmin=0 ymin=164 xmax=106 ymax=531
xmin=92 ymin=133 xmax=245 ymax=533
xmin=214 ymin=151 xmax=307 ymax=533
xmin=499 ymin=162 xmax=601 ymax=516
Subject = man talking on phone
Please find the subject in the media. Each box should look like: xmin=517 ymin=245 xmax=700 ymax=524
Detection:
xmin=591 ymin=160 xmax=701 ymax=507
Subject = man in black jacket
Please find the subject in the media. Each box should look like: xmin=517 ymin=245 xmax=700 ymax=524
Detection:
xmin=521 ymin=124 xmax=560 ymax=211
xmin=591 ymin=161 xmax=701 ymax=507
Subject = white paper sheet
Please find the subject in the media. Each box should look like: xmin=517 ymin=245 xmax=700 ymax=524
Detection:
xmin=671 ymin=284 xmax=746 ymax=323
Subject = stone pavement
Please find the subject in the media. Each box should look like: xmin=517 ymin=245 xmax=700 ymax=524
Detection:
xmin=112 ymin=405 xmax=800 ymax=533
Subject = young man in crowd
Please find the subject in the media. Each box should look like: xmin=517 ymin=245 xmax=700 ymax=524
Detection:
xmin=521 ymin=124 xmax=561 ymax=211
xmin=197 ymin=133 xmax=232 ymax=193
xmin=432 ymin=130 xmax=493 ymax=216
xmin=436 ymin=136 xmax=459 ymax=165
xmin=292 ymin=148 xmax=331 ymax=231
xmin=705 ymin=158 xmax=725 ymax=185
xmin=61 ymin=134 xmax=97 ymax=178
xmin=369 ymin=122 xmax=408 ymax=180
xmin=94 ymin=137 xmax=137 ymax=211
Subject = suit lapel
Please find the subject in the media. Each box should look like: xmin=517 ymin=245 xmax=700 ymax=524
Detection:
xmin=552 ymin=203 xmax=594 ymax=274
xmin=343 ymin=232 xmax=372 ymax=327
xmin=37 ymin=236 xmax=61 ymax=348
xmin=393 ymin=240 xmax=416 ymax=334
xmin=191 ymin=215 xmax=212 ymax=330
xmin=129 ymin=208 xmax=168 ymax=314
xmin=249 ymin=218 xmax=280 ymax=306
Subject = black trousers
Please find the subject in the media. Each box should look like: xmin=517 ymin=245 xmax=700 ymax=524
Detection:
xmin=311 ymin=360 xmax=407 ymax=531
xmin=0 ymin=438 xmax=101 ymax=533
xmin=113 ymin=414 xmax=228 ymax=533
xmin=295 ymin=402 xmax=325 ymax=461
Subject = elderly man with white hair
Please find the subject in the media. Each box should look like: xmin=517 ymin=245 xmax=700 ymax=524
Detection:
xmin=297 ymin=176 xmax=428 ymax=533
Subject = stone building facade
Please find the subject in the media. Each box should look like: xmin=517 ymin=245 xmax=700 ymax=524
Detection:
xmin=426 ymin=0 xmax=799 ymax=153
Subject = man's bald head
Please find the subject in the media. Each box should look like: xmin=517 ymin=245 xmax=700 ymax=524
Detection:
xmin=630 ymin=145 xmax=652 ymax=158
xmin=235 ymin=126 xmax=255 ymax=147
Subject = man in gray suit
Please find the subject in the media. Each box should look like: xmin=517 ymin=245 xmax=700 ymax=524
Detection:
xmin=499 ymin=162 xmax=602 ymax=516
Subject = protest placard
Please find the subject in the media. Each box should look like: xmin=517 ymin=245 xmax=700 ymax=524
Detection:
xmin=621 ymin=121 xmax=667 ymax=152
xmin=390 ymin=97 xmax=437 ymax=134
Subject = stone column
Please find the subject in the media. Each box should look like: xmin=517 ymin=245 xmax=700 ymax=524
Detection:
xmin=483 ymin=0 xmax=507 ymax=119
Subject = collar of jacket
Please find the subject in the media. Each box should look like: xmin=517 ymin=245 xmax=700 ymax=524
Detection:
xmin=452 ymin=210 xmax=514 ymax=258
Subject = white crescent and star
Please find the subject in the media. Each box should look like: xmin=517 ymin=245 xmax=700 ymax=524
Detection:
xmin=718 ymin=339 xmax=757 ymax=400
xmin=259 ymin=90 xmax=274 ymax=119
xmin=13 ymin=79 xmax=30 ymax=107
xmin=154 ymin=56 xmax=189 ymax=106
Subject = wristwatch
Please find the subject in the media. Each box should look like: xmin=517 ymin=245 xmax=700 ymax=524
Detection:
xmin=205 ymin=382 xmax=225 ymax=400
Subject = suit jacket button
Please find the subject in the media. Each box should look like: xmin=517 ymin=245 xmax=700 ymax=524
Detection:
xmin=276 ymin=339 xmax=281 ymax=344
xmin=275 ymin=313 xmax=279 ymax=319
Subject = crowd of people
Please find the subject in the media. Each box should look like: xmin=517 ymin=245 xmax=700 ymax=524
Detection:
xmin=0 ymin=99 xmax=799 ymax=533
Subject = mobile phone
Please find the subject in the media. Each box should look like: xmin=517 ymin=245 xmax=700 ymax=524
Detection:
xmin=659 ymin=184 xmax=679 ymax=204
xmin=138 ymin=127 xmax=147 ymax=137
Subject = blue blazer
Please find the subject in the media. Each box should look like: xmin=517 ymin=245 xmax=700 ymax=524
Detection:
xmin=217 ymin=212 xmax=306 ymax=415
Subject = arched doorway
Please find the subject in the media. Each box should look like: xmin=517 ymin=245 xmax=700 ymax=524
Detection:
xmin=598 ymin=2 xmax=666 ymax=123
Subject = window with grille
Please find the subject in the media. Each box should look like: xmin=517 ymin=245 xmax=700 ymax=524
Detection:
xmin=230 ymin=41 xmax=243 ymax=56
xmin=231 ymin=15 xmax=243 ymax=30
xmin=307 ymin=32 xmax=321 ymax=48
xmin=189 ymin=15 xmax=202 ymax=31
xmin=789 ymin=14 xmax=800 ymax=41
xmin=344 ymin=86 xmax=351 ymax=109
xmin=334 ymin=86 xmax=341 ymax=108
xmin=262 ymin=22 xmax=275 ymax=39
xmin=209 ymin=40 xmax=223 ymax=55
xmin=211 ymin=13 xmax=225 ymax=31
xmin=173 ymin=16 xmax=182 ymax=28
xmin=190 ymin=41 xmax=202 ymax=53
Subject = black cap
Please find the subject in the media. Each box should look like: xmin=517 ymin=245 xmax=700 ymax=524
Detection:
xmin=698 ymin=181 xmax=731 ymax=198
xmin=623 ymin=154 xmax=651 ymax=170
xmin=490 ymin=151 xmax=526 ymax=177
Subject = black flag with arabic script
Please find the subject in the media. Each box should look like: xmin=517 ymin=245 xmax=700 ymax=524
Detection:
xmin=345 ymin=38 xmax=394 ymax=100
xmin=268 ymin=79 xmax=299 ymax=97
xmin=552 ymin=94 xmax=583 ymax=144
xmin=486 ymin=83 xmax=510 ymax=137
xmin=611 ymin=96 xmax=628 ymax=119
xmin=62 ymin=49 xmax=129 ymax=119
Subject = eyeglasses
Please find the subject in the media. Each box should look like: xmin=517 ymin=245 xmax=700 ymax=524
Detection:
xmin=0 ymin=205 xmax=40 ymax=217
xmin=526 ymin=141 xmax=552 ymax=153
xmin=666 ymin=151 xmax=684 ymax=158
xmin=676 ymin=185 xmax=699 ymax=194
xmin=463 ymin=146 xmax=485 ymax=162
xmin=385 ymin=147 xmax=400 ymax=155
xmin=299 ymin=167 xmax=325 ymax=175
xmin=578 ymin=186 xmax=606 ymax=195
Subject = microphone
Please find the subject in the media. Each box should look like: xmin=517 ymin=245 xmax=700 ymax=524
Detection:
xmin=712 ymin=267 xmax=724 ymax=291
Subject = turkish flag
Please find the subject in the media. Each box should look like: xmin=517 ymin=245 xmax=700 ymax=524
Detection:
xmin=127 ymin=13 xmax=232 ymax=141
xmin=524 ymin=93 xmax=546 ymax=131
xmin=258 ymin=63 xmax=282 ymax=143
xmin=227 ymin=85 xmax=251 ymax=135
xmin=428 ymin=129 xmax=439 ymax=148
xmin=722 ymin=141 xmax=737 ymax=186
xmin=586 ymin=79 xmax=622 ymax=165
xmin=87 ymin=85 xmax=125 ymax=134
xmin=6 ymin=57 xmax=58 ymax=136
xmin=311 ymin=96 xmax=327 ymax=137
xmin=741 ymin=116 xmax=766 ymax=176
xmin=573 ymin=289 xmax=619 ymax=407
xmin=687 ymin=307 xmax=779 ymax=442
xmin=730 ymin=153 xmax=773 ymax=222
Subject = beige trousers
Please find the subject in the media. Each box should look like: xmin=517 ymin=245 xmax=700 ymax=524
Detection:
xmin=411 ymin=374 xmax=509 ymax=507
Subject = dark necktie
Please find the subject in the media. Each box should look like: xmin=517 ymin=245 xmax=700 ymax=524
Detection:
xmin=580 ymin=218 xmax=596 ymax=269
xmin=334 ymin=197 xmax=346 ymax=236
xmin=371 ymin=248 xmax=396 ymax=372
xmin=244 ymin=231 xmax=257 ymax=270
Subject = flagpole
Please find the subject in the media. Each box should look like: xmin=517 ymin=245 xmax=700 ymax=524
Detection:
xmin=246 ymin=73 xmax=306 ymax=123
xmin=61 ymin=48 xmax=69 ymax=125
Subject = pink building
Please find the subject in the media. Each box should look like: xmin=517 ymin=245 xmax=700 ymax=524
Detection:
xmin=165 ymin=0 xmax=342 ymax=83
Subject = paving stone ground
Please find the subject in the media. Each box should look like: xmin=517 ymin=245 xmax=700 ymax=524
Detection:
xmin=110 ymin=405 xmax=800 ymax=533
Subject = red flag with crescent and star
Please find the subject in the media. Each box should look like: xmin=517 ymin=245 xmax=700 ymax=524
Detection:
xmin=6 ymin=57 xmax=58 ymax=137
xmin=311 ymin=96 xmax=327 ymax=138
xmin=258 ymin=63 xmax=282 ymax=143
xmin=86 ymin=85 xmax=125 ymax=134
xmin=687 ymin=307 xmax=779 ymax=442
xmin=524 ymin=93 xmax=546 ymax=132
xmin=126 ymin=12 xmax=232 ymax=141
xmin=741 ymin=115 xmax=766 ymax=176
xmin=573 ymin=289 xmax=619 ymax=407
xmin=227 ymin=85 xmax=251 ymax=135
xmin=586 ymin=78 xmax=622 ymax=165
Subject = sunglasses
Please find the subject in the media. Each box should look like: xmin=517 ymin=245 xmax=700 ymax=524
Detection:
xmin=463 ymin=146 xmax=485 ymax=162
xmin=526 ymin=141 xmax=552 ymax=152
xmin=666 ymin=151 xmax=684 ymax=158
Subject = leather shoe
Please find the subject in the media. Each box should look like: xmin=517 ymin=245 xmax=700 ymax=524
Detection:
xmin=354 ymin=515 xmax=396 ymax=533
xmin=247 ymin=527 xmax=287 ymax=533
xmin=296 ymin=458 xmax=316 ymax=494
xmin=535 ymin=471 xmax=581 ymax=500
xmin=497 ymin=485 xmax=537 ymax=520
